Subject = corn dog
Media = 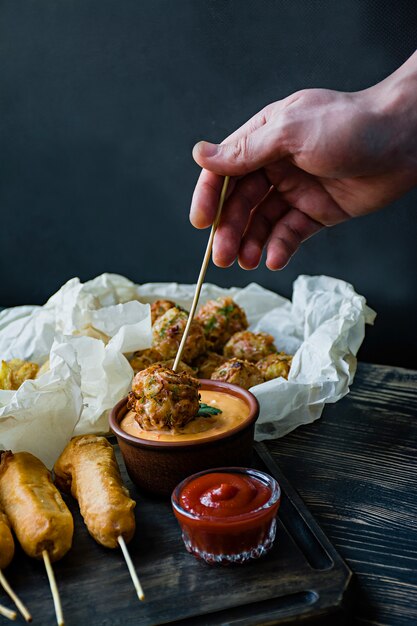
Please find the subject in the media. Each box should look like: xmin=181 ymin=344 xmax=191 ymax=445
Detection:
xmin=54 ymin=435 xmax=136 ymax=548
xmin=0 ymin=509 xmax=33 ymax=623
xmin=0 ymin=451 xmax=73 ymax=562
xmin=0 ymin=510 xmax=14 ymax=570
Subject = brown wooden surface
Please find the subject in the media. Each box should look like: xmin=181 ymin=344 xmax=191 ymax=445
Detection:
xmin=266 ymin=362 xmax=417 ymax=626
xmin=1 ymin=361 xmax=415 ymax=625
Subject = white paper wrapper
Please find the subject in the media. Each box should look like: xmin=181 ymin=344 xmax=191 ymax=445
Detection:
xmin=0 ymin=272 xmax=375 ymax=466
xmin=0 ymin=274 xmax=152 ymax=361
xmin=0 ymin=340 xmax=83 ymax=468
xmin=0 ymin=274 xmax=152 ymax=465
xmin=51 ymin=335 xmax=134 ymax=437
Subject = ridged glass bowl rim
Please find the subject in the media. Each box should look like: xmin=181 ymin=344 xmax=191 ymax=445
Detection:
xmin=171 ymin=466 xmax=281 ymax=522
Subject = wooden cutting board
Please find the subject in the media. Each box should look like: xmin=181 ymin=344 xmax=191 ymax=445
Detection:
xmin=2 ymin=442 xmax=352 ymax=625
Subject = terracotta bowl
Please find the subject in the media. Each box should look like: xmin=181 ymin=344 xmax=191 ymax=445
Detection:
xmin=109 ymin=379 xmax=259 ymax=497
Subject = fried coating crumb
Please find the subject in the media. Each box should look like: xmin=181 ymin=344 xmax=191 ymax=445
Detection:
xmin=156 ymin=359 xmax=196 ymax=376
xmin=211 ymin=358 xmax=264 ymax=390
xmin=129 ymin=348 xmax=164 ymax=373
xmin=152 ymin=307 xmax=206 ymax=363
xmin=195 ymin=297 xmax=248 ymax=352
xmin=257 ymin=352 xmax=293 ymax=381
xmin=223 ymin=330 xmax=277 ymax=362
xmin=193 ymin=351 xmax=226 ymax=379
xmin=0 ymin=359 xmax=39 ymax=391
xmin=128 ymin=364 xmax=200 ymax=431
xmin=151 ymin=299 xmax=176 ymax=325
xmin=129 ymin=348 xmax=196 ymax=376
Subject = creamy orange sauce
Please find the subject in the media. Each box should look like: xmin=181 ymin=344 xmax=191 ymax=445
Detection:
xmin=121 ymin=390 xmax=249 ymax=442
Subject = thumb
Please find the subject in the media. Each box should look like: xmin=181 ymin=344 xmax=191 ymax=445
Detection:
xmin=192 ymin=124 xmax=284 ymax=176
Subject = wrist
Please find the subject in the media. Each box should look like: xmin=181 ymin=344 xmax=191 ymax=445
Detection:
xmin=366 ymin=53 xmax=417 ymax=174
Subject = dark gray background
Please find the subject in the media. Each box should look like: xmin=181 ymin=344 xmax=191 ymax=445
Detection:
xmin=0 ymin=1 xmax=416 ymax=367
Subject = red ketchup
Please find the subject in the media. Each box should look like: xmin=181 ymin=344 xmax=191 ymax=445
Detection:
xmin=172 ymin=468 xmax=280 ymax=564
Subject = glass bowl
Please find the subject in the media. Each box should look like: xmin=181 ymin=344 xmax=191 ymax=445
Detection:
xmin=171 ymin=467 xmax=281 ymax=565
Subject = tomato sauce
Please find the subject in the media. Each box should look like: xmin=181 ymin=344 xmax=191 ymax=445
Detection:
xmin=172 ymin=468 xmax=280 ymax=564
xmin=179 ymin=472 xmax=271 ymax=518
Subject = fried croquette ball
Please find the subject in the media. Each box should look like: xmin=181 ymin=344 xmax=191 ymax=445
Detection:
xmin=128 ymin=348 xmax=164 ymax=373
xmin=129 ymin=348 xmax=196 ymax=376
xmin=195 ymin=297 xmax=248 ymax=352
xmin=127 ymin=364 xmax=200 ymax=431
xmin=152 ymin=307 xmax=206 ymax=363
xmin=151 ymin=299 xmax=176 ymax=325
xmin=157 ymin=359 xmax=196 ymax=376
xmin=257 ymin=353 xmax=293 ymax=381
xmin=0 ymin=359 xmax=39 ymax=390
xmin=211 ymin=358 xmax=264 ymax=390
xmin=223 ymin=330 xmax=277 ymax=362
xmin=193 ymin=352 xmax=226 ymax=379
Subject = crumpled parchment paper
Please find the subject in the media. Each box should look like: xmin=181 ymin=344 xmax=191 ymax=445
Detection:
xmin=0 ymin=339 xmax=83 ymax=468
xmin=0 ymin=274 xmax=151 ymax=464
xmin=137 ymin=275 xmax=376 ymax=439
xmin=0 ymin=273 xmax=375 ymax=466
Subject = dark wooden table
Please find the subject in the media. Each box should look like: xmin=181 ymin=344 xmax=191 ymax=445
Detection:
xmin=1 ymin=359 xmax=415 ymax=625
xmin=266 ymin=362 xmax=417 ymax=626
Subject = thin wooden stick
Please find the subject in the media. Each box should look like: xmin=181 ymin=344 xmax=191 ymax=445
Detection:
xmin=0 ymin=604 xmax=16 ymax=621
xmin=117 ymin=535 xmax=145 ymax=601
xmin=42 ymin=551 xmax=64 ymax=626
xmin=0 ymin=570 xmax=32 ymax=622
xmin=173 ymin=175 xmax=230 ymax=371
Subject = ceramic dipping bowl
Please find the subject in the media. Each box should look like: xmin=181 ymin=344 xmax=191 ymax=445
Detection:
xmin=109 ymin=379 xmax=259 ymax=497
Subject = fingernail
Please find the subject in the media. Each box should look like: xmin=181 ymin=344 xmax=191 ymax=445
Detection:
xmin=193 ymin=141 xmax=219 ymax=158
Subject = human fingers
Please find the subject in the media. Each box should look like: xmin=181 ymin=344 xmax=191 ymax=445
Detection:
xmin=220 ymin=103 xmax=273 ymax=145
xmin=192 ymin=121 xmax=287 ymax=178
xmin=211 ymin=171 xmax=271 ymax=267
xmin=265 ymin=207 xmax=323 ymax=270
xmin=238 ymin=188 xmax=290 ymax=270
xmin=190 ymin=170 xmax=225 ymax=229
xmin=190 ymin=104 xmax=276 ymax=229
xmin=266 ymin=161 xmax=349 ymax=226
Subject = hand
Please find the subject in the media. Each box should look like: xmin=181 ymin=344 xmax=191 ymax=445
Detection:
xmin=190 ymin=54 xmax=417 ymax=270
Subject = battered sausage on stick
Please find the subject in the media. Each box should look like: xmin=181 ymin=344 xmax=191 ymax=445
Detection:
xmin=0 ymin=510 xmax=14 ymax=570
xmin=0 ymin=452 xmax=73 ymax=562
xmin=0 ymin=451 xmax=72 ymax=625
xmin=54 ymin=435 xmax=144 ymax=601
xmin=54 ymin=435 xmax=135 ymax=548
xmin=0 ymin=452 xmax=74 ymax=561
xmin=0 ymin=508 xmax=32 ymax=622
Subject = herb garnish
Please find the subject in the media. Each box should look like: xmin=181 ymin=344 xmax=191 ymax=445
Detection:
xmin=198 ymin=403 xmax=222 ymax=417
xmin=218 ymin=304 xmax=235 ymax=317
xmin=204 ymin=316 xmax=218 ymax=331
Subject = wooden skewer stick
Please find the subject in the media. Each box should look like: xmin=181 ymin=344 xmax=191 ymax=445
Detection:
xmin=172 ymin=175 xmax=230 ymax=372
xmin=42 ymin=551 xmax=64 ymax=626
xmin=117 ymin=536 xmax=145 ymax=601
xmin=0 ymin=570 xmax=32 ymax=622
xmin=0 ymin=603 xmax=16 ymax=621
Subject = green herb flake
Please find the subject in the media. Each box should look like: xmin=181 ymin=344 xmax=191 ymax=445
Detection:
xmin=218 ymin=304 xmax=235 ymax=317
xmin=197 ymin=402 xmax=222 ymax=417
xmin=205 ymin=316 xmax=218 ymax=332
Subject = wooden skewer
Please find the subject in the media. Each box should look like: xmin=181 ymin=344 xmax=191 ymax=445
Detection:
xmin=117 ymin=536 xmax=145 ymax=601
xmin=0 ymin=603 xmax=16 ymax=621
xmin=42 ymin=551 xmax=64 ymax=626
xmin=172 ymin=175 xmax=230 ymax=372
xmin=0 ymin=570 xmax=32 ymax=622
